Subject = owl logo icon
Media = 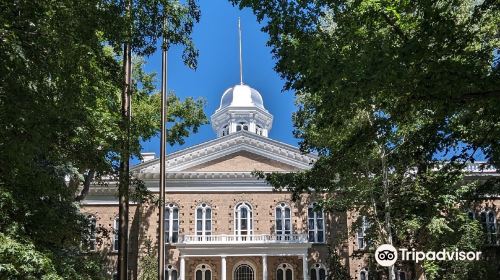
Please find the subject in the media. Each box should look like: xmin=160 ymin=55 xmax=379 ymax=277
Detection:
xmin=375 ymin=244 xmax=398 ymax=266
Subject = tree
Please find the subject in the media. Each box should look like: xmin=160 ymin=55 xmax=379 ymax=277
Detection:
xmin=0 ymin=0 xmax=206 ymax=278
xmin=236 ymin=0 xmax=500 ymax=279
xmin=327 ymin=246 xmax=351 ymax=280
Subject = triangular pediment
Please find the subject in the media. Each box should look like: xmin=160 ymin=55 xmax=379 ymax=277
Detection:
xmin=132 ymin=131 xmax=316 ymax=174
xmin=184 ymin=150 xmax=299 ymax=172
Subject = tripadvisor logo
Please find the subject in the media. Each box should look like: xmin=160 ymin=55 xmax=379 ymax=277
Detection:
xmin=375 ymin=244 xmax=482 ymax=266
xmin=375 ymin=244 xmax=398 ymax=267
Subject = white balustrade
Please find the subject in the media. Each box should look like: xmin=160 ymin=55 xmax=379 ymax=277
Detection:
xmin=180 ymin=234 xmax=308 ymax=244
xmin=464 ymin=162 xmax=496 ymax=173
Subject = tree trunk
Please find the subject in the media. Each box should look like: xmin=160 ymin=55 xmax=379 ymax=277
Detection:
xmin=118 ymin=1 xmax=132 ymax=277
xmin=381 ymin=151 xmax=396 ymax=280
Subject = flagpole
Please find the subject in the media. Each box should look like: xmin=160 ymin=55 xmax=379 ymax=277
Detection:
xmin=238 ymin=17 xmax=243 ymax=85
xmin=158 ymin=16 xmax=167 ymax=280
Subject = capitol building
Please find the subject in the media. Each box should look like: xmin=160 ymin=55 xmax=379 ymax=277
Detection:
xmin=82 ymin=82 xmax=499 ymax=280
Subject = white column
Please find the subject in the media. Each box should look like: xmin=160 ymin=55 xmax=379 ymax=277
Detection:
xmin=221 ymin=256 xmax=227 ymax=280
xmin=262 ymin=255 xmax=268 ymax=280
xmin=249 ymin=121 xmax=256 ymax=133
xmin=180 ymin=256 xmax=185 ymax=280
xmin=302 ymin=254 xmax=308 ymax=280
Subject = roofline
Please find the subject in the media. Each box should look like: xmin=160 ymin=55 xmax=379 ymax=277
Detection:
xmin=131 ymin=131 xmax=317 ymax=172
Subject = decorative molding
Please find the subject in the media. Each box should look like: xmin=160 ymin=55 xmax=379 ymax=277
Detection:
xmin=133 ymin=132 xmax=317 ymax=174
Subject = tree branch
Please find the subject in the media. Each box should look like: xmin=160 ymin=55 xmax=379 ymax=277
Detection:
xmin=380 ymin=11 xmax=409 ymax=42
xmin=75 ymin=169 xmax=95 ymax=202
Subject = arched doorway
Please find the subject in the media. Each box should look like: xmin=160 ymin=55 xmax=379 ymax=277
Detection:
xmin=234 ymin=264 xmax=254 ymax=280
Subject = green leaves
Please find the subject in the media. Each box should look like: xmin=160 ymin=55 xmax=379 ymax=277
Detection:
xmin=235 ymin=0 xmax=500 ymax=278
xmin=0 ymin=0 xmax=206 ymax=278
xmin=0 ymin=233 xmax=61 ymax=280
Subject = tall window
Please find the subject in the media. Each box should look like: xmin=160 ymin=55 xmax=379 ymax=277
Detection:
xmin=222 ymin=125 xmax=229 ymax=136
xmin=195 ymin=264 xmax=212 ymax=280
xmin=196 ymin=203 xmax=212 ymax=237
xmin=276 ymin=203 xmax=292 ymax=239
xmin=357 ymin=216 xmax=370 ymax=249
xmin=310 ymin=263 xmax=326 ymax=280
xmin=165 ymin=264 xmax=178 ymax=280
xmin=256 ymin=125 xmax=263 ymax=135
xmin=113 ymin=217 xmax=119 ymax=252
xmin=234 ymin=264 xmax=254 ymax=280
xmin=480 ymin=210 xmax=497 ymax=245
xmin=235 ymin=202 xmax=253 ymax=239
xmin=87 ymin=215 xmax=97 ymax=251
xmin=360 ymin=268 xmax=368 ymax=280
xmin=276 ymin=263 xmax=293 ymax=280
xmin=308 ymin=203 xmax=325 ymax=243
xmin=165 ymin=203 xmax=179 ymax=243
xmin=397 ymin=270 xmax=407 ymax=280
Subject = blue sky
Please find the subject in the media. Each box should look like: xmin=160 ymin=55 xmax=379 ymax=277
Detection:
xmin=139 ymin=1 xmax=299 ymax=158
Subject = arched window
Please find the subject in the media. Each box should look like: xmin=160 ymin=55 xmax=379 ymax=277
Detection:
xmin=87 ymin=215 xmax=97 ymax=251
xmin=165 ymin=203 xmax=179 ymax=243
xmin=396 ymin=270 xmax=407 ymax=280
xmin=235 ymin=202 xmax=253 ymax=240
xmin=165 ymin=264 xmax=178 ymax=280
xmin=480 ymin=210 xmax=497 ymax=245
xmin=222 ymin=125 xmax=229 ymax=136
xmin=357 ymin=216 xmax=370 ymax=249
xmin=276 ymin=263 xmax=293 ymax=280
xmin=195 ymin=264 xmax=212 ymax=280
xmin=360 ymin=268 xmax=368 ymax=280
xmin=196 ymin=203 xmax=212 ymax=237
xmin=113 ymin=216 xmax=119 ymax=251
xmin=236 ymin=122 xmax=248 ymax=132
xmin=256 ymin=125 xmax=263 ymax=135
xmin=308 ymin=203 xmax=325 ymax=243
xmin=276 ymin=203 xmax=292 ymax=239
xmin=310 ymin=263 xmax=326 ymax=280
xmin=234 ymin=264 xmax=254 ymax=280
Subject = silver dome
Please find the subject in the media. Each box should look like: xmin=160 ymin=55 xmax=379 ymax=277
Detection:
xmin=219 ymin=84 xmax=264 ymax=110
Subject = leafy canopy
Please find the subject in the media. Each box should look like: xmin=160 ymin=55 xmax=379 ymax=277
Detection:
xmin=235 ymin=0 xmax=500 ymax=279
xmin=0 ymin=0 xmax=206 ymax=278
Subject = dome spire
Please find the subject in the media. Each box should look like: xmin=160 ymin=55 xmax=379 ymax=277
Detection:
xmin=238 ymin=17 xmax=243 ymax=85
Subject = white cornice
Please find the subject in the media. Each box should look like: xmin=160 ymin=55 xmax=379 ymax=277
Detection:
xmin=133 ymin=132 xmax=317 ymax=173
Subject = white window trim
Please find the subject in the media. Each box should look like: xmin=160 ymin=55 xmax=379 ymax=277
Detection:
xmin=112 ymin=217 xmax=119 ymax=252
xmin=308 ymin=203 xmax=325 ymax=243
xmin=480 ymin=209 xmax=498 ymax=245
xmin=360 ymin=268 xmax=368 ymax=280
xmin=276 ymin=263 xmax=294 ymax=280
xmin=87 ymin=215 xmax=97 ymax=251
xmin=234 ymin=202 xmax=253 ymax=238
xmin=310 ymin=263 xmax=327 ymax=280
xmin=165 ymin=203 xmax=179 ymax=244
xmin=194 ymin=264 xmax=212 ymax=280
xmin=166 ymin=264 xmax=178 ymax=280
xmin=275 ymin=203 xmax=292 ymax=237
xmin=232 ymin=262 xmax=256 ymax=280
xmin=196 ymin=203 xmax=212 ymax=237
xmin=357 ymin=216 xmax=369 ymax=250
